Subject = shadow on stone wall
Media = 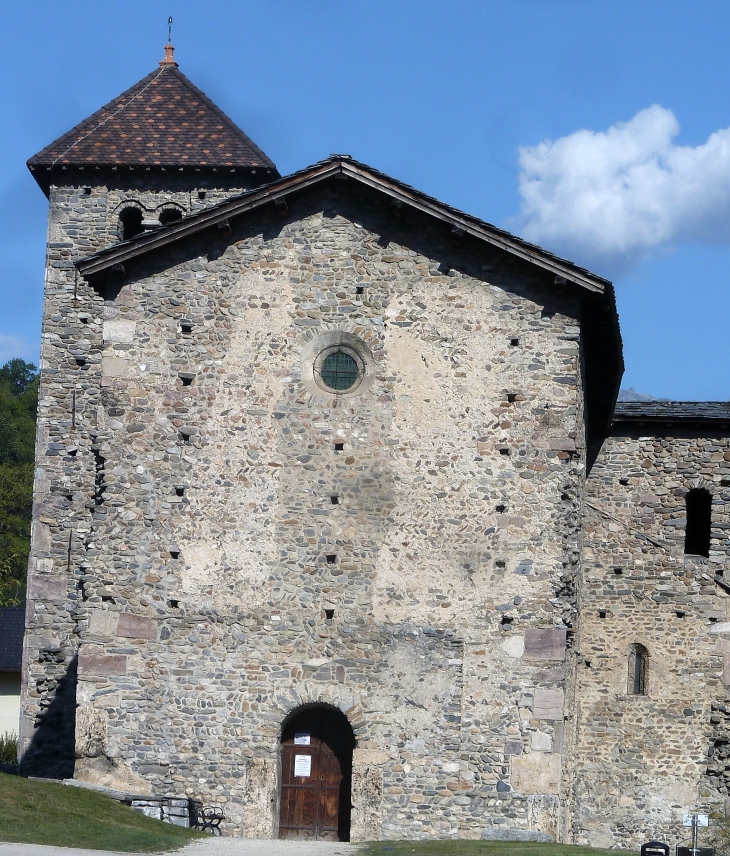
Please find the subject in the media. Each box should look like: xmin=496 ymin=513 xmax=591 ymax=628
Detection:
xmin=20 ymin=652 xmax=77 ymax=779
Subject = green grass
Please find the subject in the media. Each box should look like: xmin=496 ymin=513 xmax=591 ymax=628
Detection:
xmin=361 ymin=842 xmax=638 ymax=856
xmin=0 ymin=772 xmax=202 ymax=851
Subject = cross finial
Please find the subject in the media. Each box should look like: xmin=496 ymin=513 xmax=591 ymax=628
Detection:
xmin=160 ymin=18 xmax=178 ymax=67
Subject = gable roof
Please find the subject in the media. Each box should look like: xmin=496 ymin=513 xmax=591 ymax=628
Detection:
xmin=75 ymin=155 xmax=622 ymax=454
xmin=27 ymin=62 xmax=278 ymax=177
xmin=0 ymin=608 xmax=24 ymax=672
xmin=76 ymin=155 xmax=610 ymax=294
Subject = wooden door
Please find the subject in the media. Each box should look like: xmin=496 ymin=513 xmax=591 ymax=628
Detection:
xmin=279 ymin=736 xmax=342 ymax=840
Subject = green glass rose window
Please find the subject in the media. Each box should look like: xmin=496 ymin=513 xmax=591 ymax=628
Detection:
xmin=320 ymin=350 xmax=360 ymax=391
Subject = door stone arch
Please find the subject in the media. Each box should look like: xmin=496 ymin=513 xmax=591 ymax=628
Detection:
xmin=278 ymin=703 xmax=356 ymax=841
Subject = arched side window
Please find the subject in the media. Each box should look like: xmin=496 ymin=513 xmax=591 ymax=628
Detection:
xmin=158 ymin=207 xmax=183 ymax=226
xmin=119 ymin=207 xmax=144 ymax=241
xmin=628 ymin=643 xmax=648 ymax=695
xmin=685 ymin=488 xmax=712 ymax=557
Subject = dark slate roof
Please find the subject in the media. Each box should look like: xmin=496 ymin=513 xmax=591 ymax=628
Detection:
xmin=27 ymin=59 xmax=278 ymax=174
xmin=613 ymin=402 xmax=730 ymax=425
xmin=0 ymin=608 xmax=24 ymax=672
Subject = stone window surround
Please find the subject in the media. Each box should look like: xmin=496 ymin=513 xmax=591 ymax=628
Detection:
xmin=301 ymin=330 xmax=376 ymax=399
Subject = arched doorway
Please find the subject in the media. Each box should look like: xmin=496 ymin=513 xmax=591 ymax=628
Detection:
xmin=278 ymin=704 xmax=355 ymax=841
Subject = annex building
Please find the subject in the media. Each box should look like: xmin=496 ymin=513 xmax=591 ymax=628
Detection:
xmin=18 ymin=45 xmax=730 ymax=847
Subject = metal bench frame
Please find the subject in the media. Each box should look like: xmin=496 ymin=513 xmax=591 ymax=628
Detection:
xmin=190 ymin=801 xmax=225 ymax=834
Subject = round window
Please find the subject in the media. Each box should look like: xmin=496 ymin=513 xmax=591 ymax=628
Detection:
xmin=305 ymin=335 xmax=373 ymax=398
xmin=319 ymin=350 xmax=360 ymax=392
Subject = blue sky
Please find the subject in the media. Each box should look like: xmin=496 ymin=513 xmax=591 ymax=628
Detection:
xmin=2 ymin=0 xmax=730 ymax=399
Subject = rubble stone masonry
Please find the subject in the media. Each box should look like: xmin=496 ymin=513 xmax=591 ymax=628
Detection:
xmin=576 ymin=425 xmax=730 ymax=848
xmin=21 ymin=177 xmax=588 ymax=840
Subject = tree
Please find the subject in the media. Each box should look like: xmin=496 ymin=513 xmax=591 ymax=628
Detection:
xmin=0 ymin=358 xmax=38 ymax=396
xmin=0 ymin=359 xmax=38 ymax=606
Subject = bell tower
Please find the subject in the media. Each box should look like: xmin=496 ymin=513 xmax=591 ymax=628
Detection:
xmin=20 ymin=46 xmax=279 ymax=777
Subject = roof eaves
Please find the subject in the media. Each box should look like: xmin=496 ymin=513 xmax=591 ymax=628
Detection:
xmin=75 ymin=156 xmax=609 ymax=296
xmin=339 ymin=160 xmax=607 ymax=294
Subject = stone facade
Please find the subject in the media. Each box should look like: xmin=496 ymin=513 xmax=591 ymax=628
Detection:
xmin=573 ymin=421 xmax=730 ymax=848
xmin=19 ymin=68 xmax=730 ymax=846
xmin=21 ymin=171 xmax=595 ymax=840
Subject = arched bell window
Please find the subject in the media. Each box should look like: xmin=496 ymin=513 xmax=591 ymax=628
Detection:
xmin=159 ymin=207 xmax=183 ymax=226
xmin=118 ymin=207 xmax=144 ymax=241
xmin=628 ymin=643 xmax=648 ymax=695
xmin=685 ymin=488 xmax=712 ymax=557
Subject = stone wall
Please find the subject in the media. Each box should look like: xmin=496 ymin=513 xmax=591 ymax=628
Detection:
xmin=20 ymin=172 xmax=263 ymax=779
xmin=22 ymin=177 xmax=589 ymax=840
xmin=574 ymin=426 xmax=730 ymax=848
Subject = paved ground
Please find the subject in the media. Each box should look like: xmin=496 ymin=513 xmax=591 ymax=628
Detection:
xmin=0 ymin=840 xmax=361 ymax=856
xmin=180 ymin=839 xmax=360 ymax=856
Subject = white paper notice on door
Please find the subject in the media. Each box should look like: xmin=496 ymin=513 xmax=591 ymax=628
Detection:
xmin=294 ymin=733 xmax=310 ymax=745
xmin=294 ymin=754 xmax=312 ymax=777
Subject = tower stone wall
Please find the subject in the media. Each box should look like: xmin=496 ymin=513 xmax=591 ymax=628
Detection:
xmin=21 ymin=171 xmax=271 ymax=779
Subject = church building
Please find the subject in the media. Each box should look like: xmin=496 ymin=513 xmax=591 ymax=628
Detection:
xmin=19 ymin=45 xmax=730 ymax=846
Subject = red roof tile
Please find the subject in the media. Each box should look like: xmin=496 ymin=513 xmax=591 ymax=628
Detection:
xmin=27 ymin=64 xmax=277 ymax=172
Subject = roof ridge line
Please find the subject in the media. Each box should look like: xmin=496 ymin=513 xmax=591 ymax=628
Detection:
xmin=27 ymin=67 xmax=161 ymax=166
xmin=50 ymin=67 xmax=168 ymax=171
xmin=74 ymin=155 xmax=610 ymax=297
xmin=169 ymin=68 xmax=277 ymax=171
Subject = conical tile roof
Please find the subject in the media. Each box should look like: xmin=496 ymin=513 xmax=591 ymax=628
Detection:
xmin=27 ymin=50 xmax=278 ymax=174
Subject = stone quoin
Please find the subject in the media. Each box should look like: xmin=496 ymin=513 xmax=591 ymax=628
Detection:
xmin=18 ymin=44 xmax=730 ymax=846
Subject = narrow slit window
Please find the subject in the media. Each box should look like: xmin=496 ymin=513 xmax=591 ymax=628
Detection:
xmin=685 ymin=488 xmax=712 ymax=557
xmin=628 ymin=643 xmax=648 ymax=695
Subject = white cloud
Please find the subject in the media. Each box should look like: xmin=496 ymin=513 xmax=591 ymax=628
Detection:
xmin=515 ymin=105 xmax=730 ymax=274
